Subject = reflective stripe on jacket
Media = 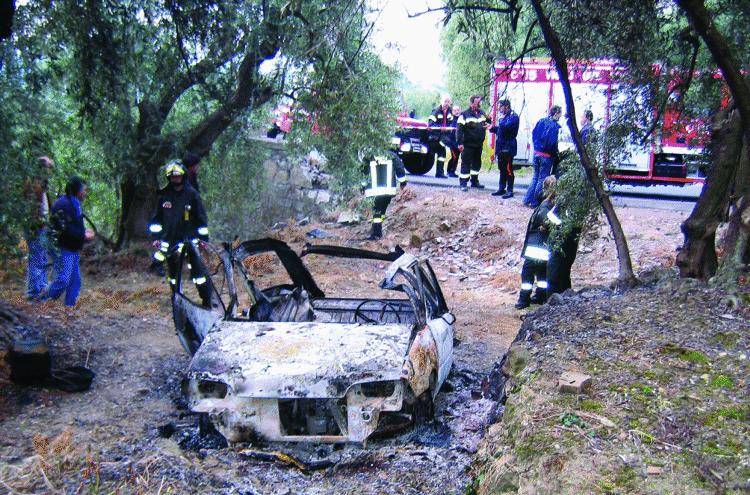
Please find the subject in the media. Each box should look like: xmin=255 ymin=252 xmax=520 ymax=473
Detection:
xmin=521 ymin=200 xmax=561 ymax=261
xmin=363 ymin=152 xmax=406 ymax=198
xmin=456 ymin=108 xmax=491 ymax=148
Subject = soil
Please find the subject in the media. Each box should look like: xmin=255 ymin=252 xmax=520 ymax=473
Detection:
xmin=0 ymin=184 xmax=699 ymax=494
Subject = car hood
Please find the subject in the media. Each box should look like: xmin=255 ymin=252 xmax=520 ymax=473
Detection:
xmin=187 ymin=321 xmax=413 ymax=398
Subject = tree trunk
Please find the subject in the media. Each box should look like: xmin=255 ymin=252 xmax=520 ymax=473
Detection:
xmin=676 ymin=109 xmax=742 ymax=279
xmin=116 ymin=165 xmax=160 ymax=248
xmin=529 ymin=0 xmax=638 ymax=288
xmin=675 ymin=0 xmax=750 ymax=285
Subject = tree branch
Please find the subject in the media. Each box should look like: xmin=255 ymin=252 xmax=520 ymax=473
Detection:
xmin=184 ymin=22 xmax=282 ymax=157
xmin=408 ymin=3 xmax=515 ymax=18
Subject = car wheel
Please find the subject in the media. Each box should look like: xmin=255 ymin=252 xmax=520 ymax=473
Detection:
xmin=402 ymin=152 xmax=434 ymax=175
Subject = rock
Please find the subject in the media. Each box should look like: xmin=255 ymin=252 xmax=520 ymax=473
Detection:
xmin=296 ymin=216 xmax=310 ymax=226
xmin=306 ymin=228 xmax=330 ymax=239
xmin=646 ymin=465 xmax=663 ymax=476
xmin=337 ymin=211 xmax=361 ymax=224
xmin=439 ymin=220 xmax=452 ymax=232
xmin=548 ymin=293 xmax=565 ymax=306
xmin=562 ymin=288 xmax=577 ymax=298
xmin=557 ymin=371 xmax=592 ymax=394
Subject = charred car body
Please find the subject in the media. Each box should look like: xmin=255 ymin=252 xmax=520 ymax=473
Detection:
xmin=173 ymin=239 xmax=454 ymax=444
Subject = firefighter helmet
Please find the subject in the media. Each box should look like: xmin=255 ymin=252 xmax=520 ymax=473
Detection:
xmin=165 ymin=160 xmax=186 ymax=177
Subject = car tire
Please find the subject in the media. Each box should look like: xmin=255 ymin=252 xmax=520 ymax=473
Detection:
xmin=401 ymin=152 xmax=434 ymax=175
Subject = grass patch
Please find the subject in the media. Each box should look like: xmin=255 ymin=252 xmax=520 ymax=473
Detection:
xmin=579 ymin=399 xmax=603 ymax=412
xmin=710 ymin=332 xmax=740 ymax=349
xmin=709 ymin=374 xmax=733 ymax=389
xmin=660 ymin=343 xmax=709 ymax=364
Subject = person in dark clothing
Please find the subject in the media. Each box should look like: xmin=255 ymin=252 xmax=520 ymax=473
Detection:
xmin=456 ymin=95 xmax=491 ymax=191
xmin=546 ymin=225 xmax=581 ymax=296
xmin=149 ymin=161 xmax=213 ymax=307
xmin=490 ymin=99 xmax=520 ymax=198
xmin=45 ymin=176 xmax=94 ymax=306
xmin=516 ymin=176 xmax=560 ymax=309
xmin=580 ymin=109 xmax=595 ymax=145
xmin=362 ymin=151 xmax=407 ymax=240
xmin=446 ymin=105 xmax=462 ymax=177
xmin=428 ymin=95 xmax=455 ymax=178
xmin=524 ymin=105 xmax=561 ymax=207
xmin=182 ymin=152 xmax=202 ymax=194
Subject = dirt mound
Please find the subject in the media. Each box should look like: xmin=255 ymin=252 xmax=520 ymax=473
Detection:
xmin=472 ymin=276 xmax=750 ymax=495
xmin=387 ymin=191 xmax=478 ymax=243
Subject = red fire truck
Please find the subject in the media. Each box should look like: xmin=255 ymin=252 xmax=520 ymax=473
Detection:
xmin=490 ymin=59 xmax=708 ymax=184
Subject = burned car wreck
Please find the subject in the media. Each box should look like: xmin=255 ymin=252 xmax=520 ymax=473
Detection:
xmin=172 ymin=239 xmax=454 ymax=444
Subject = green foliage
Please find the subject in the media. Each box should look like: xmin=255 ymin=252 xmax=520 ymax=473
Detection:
xmin=0 ymin=0 xmax=401 ymax=253
xmin=660 ymin=343 xmax=709 ymax=364
xmin=549 ymin=151 xmax=600 ymax=253
xmin=402 ymin=87 xmax=440 ymax=119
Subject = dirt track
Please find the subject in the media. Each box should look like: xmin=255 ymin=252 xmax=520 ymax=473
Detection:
xmin=0 ymin=184 xmax=688 ymax=494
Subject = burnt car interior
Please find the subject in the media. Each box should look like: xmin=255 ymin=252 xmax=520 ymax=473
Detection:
xmin=189 ymin=238 xmax=448 ymax=329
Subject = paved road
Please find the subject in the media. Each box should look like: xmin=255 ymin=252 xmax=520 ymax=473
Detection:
xmin=407 ymin=171 xmax=700 ymax=213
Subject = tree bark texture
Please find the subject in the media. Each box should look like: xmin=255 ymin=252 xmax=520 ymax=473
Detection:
xmin=676 ymin=109 xmax=742 ymax=279
xmin=676 ymin=0 xmax=750 ymax=283
xmin=529 ymin=0 xmax=638 ymax=288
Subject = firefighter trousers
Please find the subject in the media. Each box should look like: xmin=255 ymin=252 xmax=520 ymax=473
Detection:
xmin=447 ymin=146 xmax=460 ymax=175
xmin=547 ymin=228 xmax=581 ymax=295
xmin=370 ymin=195 xmax=393 ymax=238
xmin=165 ymin=242 xmax=213 ymax=307
xmin=497 ymin=152 xmax=515 ymax=192
xmin=433 ymin=141 xmax=451 ymax=176
xmin=519 ymin=257 xmax=547 ymax=302
xmin=460 ymin=145 xmax=483 ymax=185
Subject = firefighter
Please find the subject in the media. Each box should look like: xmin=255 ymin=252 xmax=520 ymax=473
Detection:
xmin=446 ymin=105 xmax=462 ymax=177
xmin=524 ymin=105 xmax=562 ymax=207
xmin=515 ymin=176 xmax=561 ymax=309
xmin=148 ymin=161 xmax=213 ymax=307
xmin=456 ymin=95 xmax=492 ymax=191
xmin=490 ymin=99 xmax=520 ymax=198
xmin=363 ymin=151 xmax=407 ymax=240
xmin=428 ymin=95 xmax=455 ymax=178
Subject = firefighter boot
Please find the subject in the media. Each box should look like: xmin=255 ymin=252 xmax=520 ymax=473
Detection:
xmin=470 ymin=176 xmax=485 ymax=189
xmin=530 ymin=288 xmax=547 ymax=305
xmin=502 ymin=176 xmax=515 ymax=199
xmin=367 ymin=222 xmax=383 ymax=240
xmin=515 ymin=290 xmax=532 ymax=309
xmin=491 ymin=176 xmax=506 ymax=196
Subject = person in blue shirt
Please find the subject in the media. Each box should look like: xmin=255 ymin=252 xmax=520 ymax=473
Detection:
xmin=490 ymin=99 xmax=520 ymax=198
xmin=524 ymin=105 xmax=561 ymax=207
xmin=45 ymin=176 xmax=94 ymax=306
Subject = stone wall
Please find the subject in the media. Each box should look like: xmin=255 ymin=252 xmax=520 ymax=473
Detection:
xmin=256 ymin=137 xmax=334 ymax=226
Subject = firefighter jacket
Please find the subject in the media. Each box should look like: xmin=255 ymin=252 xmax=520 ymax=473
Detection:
xmin=50 ymin=195 xmax=86 ymax=252
xmin=521 ymin=199 xmax=562 ymax=262
xmin=148 ymin=182 xmax=209 ymax=246
xmin=456 ymin=107 xmax=491 ymax=148
xmin=429 ymin=105 xmax=457 ymax=147
xmin=492 ymin=110 xmax=520 ymax=157
xmin=363 ymin=152 xmax=407 ymax=198
xmin=532 ymin=117 xmax=561 ymax=156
